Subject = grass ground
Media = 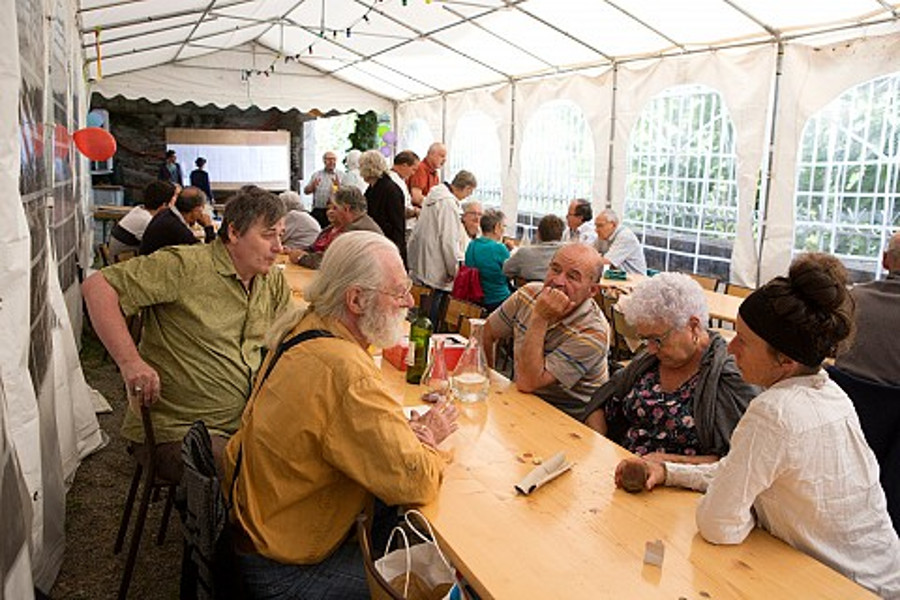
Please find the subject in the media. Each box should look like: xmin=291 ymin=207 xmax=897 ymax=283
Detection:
xmin=50 ymin=327 xmax=181 ymax=600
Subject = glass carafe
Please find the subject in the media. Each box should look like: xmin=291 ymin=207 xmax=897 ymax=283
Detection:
xmin=421 ymin=338 xmax=450 ymax=400
xmin=451 ymin=319 xmax=490 ymax=403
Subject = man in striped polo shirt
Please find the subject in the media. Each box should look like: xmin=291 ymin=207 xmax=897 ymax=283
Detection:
xmin=483 ymin=243 xmax=610 ymax=420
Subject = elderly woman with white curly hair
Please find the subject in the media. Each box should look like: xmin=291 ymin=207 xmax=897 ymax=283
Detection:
xmin=583 ymin=273 xmax=759 ymax=464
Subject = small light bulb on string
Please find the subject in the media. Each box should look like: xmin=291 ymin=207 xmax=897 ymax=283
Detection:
xmin=346 ymin=28 xmax=351 ymax=38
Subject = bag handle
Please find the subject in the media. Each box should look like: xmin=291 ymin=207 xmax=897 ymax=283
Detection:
xmin=229 ymin=329 xmax=334 ymax=511
xmin=402 ymin=509 xmax=453 ymax=572
xmin=384 ymin=525 xmax=413 ymax=599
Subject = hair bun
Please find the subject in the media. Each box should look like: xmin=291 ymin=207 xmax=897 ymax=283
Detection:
xmin=788 ymin=253 xmax=849 ymax=312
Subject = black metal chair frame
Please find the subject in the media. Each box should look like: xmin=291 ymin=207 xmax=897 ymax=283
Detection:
xmin=114 ymin=404 xmax=178 ymax=600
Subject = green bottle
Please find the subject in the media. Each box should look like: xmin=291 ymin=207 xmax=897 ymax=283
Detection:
xmin=406 ymin=310 xmax=433 ymax=384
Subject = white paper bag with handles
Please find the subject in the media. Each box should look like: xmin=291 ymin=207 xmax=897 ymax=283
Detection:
xmin=374 ymin=509 xmax=460 ymax=600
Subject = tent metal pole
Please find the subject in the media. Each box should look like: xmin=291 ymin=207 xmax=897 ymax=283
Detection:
xmin=441 ymin=94 xmax=448 ymax=146
xmin=83 ymin=20 xmax=265 ymax=63
xmin=78 ymin=0 xmax=255 ymax=33
xmin=509 ymin=80 xmax=517 ymax=231
xmin=172 ymin=0 xmax=218 ymax=63
xmin=756 ymin=41 xmax=785 ymax=287
xmin=605 ymin=61 xmax=618 ymax=209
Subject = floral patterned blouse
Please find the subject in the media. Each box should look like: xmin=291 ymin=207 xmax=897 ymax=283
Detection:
xmin=607 ymin=366 xmax=702 ymax=456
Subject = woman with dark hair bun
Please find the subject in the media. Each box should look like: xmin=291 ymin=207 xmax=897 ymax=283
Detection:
xmin=616 ymin=253 xmax=900 ymax=597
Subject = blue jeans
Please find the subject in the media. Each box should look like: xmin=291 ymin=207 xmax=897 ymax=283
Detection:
xmin=237 ymin=541 xmax=368 ymax=600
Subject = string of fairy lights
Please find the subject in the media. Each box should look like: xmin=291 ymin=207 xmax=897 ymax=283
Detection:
xmin=240 ymin=0 xmax=435 ymax=82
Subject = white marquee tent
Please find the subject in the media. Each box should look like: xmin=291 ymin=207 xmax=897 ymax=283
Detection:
xmin=2 ymin=0 xmax=900 ymax=595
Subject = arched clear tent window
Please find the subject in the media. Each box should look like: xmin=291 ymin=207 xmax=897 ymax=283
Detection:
xmin=792 ymin=71 xmax=900 ymax=283
xmin=623 ymin=84 xmax=738 ymax=281
xmin=447 ymin=111 xmax=502 ymax=209
xmin=401 ymin=119 xmax=434 ymax=162
xmin=518 ymin=100 xmax=594 ymax=241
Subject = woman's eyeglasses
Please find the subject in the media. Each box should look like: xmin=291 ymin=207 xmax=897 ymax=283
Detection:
xmin=637 ymin=327 xmax=674 ymax=348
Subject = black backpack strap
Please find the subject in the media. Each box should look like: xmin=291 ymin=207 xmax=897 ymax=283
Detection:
xmin=229 ymin=328 xmax=334 ymax=510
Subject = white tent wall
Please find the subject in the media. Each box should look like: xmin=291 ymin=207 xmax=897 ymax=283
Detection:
xmin=397 ymin=96 xmax=445 ymax=155
xmin=0 ymin=0 xmax=38 ymax=596
xmin=92 ymin=43 xmax=394 ymax=114
xmin=397 ymin=26 xmax=900 ymax=285
xmin=512 ymin=72 xmax=613 ymax=222
xmin=763 ymin=30 xmax=900 ymax=283
xmin=612 ymin=45 xmax=775 ymax=287
xmin=0 ymin=382 xmax=35 ymax=600
xmin=3 ymin=0 xmax=103 ymax=592
xmin=443 ymin=85 xmax=513 ymax=222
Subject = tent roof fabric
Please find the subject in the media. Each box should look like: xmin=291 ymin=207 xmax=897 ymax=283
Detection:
xmin=80 ymin=0 xmax=900 ymax=106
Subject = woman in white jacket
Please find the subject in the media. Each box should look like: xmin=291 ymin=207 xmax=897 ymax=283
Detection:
xmin=618 ymin=253 xmax=900 ymax=598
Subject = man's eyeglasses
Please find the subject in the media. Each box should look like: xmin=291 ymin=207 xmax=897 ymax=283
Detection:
xmin=359 ymin=279 xmax=413 ymax=301
xmin=637 ymin=327 xmax=674 ymax=348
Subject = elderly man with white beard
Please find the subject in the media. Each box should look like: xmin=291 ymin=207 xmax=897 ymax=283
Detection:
xmin=223 ymin=231 xmax=459 ymax=599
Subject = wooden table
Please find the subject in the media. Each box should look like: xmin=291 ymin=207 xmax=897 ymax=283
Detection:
xmin=601 ymin=273 xmax=743 ymax=324
xmin=278 ymin=260 xmax=317 ymax=304
xmin=92 ymin=204 xmax=132 ymax=242
xmin=377 ymin=364 xmax=875 ymax=599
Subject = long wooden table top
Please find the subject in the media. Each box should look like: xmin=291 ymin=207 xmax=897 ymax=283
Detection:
xmin=92 ymin=204 xmax=132 ymax=221
xmin=601 ymin=273 xmax=744 ymax=324
xmin=377 ymin=363 xmax=874 ymax=599
xmin=278 ymin=260 xmax=318 ymax=304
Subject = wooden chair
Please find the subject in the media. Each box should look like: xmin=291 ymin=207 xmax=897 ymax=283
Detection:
xmin=443 ymin=298 xmax=485 ymax=333
xmin=611 ymin=305 xmax=641 ymax=361
xmin=409 ymin=284 xmax=432 ymax=323
xmin=724 ymin=282 xmax=754 ymax=298
xmin=98 ymin=242 xmax=112 ymax=267
xmin=357 ymin=514 xmax=404 ymax=600
xmin=410 ymin=284 xmax=431 ymax=310
xmin=116 ymin=249 xmax=137 ymax=263
xmin=114 ymin=405 xmax=179 ymax=600
xmin=686 ymin=272 xmax=719 ymax=291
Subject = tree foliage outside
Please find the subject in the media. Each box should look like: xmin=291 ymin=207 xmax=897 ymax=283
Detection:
xmin=349 ymin=110 xmax=379 ymax=151
xmin=623 ymin=84 xmax=738 ymax=279
xmin=792 ymin=71 xmax=900 ymax=281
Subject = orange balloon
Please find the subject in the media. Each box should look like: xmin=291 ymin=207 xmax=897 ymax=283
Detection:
xmin=73 ymin=127 xmax=116 ymax=161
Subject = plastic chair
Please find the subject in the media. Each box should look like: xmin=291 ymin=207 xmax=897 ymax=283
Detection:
xmin=357 ymin=514 xmax=404 ymax=600
xmin=114 ymin=405 xmax=179 ymax=600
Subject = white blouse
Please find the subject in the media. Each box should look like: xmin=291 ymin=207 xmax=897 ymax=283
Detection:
xmin=666 ymin=372 xmax=900 ymax=598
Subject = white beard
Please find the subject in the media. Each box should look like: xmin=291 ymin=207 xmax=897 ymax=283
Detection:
xmin=358 ymin=299 xmax=406 ymax=349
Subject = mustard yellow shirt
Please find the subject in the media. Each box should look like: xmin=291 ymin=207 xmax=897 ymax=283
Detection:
xmin=224 ymin=311 xmax=446 ymax=565
xmin=102 ymin=238 xmax=291 ymax=444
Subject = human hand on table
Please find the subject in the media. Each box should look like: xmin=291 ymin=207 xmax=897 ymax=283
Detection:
xmin=120 ymin=357 xmax=161 ymax=415
xmin=615 ymin=458 xmax=666 ymax=492
xmin=409 ymin=398 xmax=459 ymax=447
